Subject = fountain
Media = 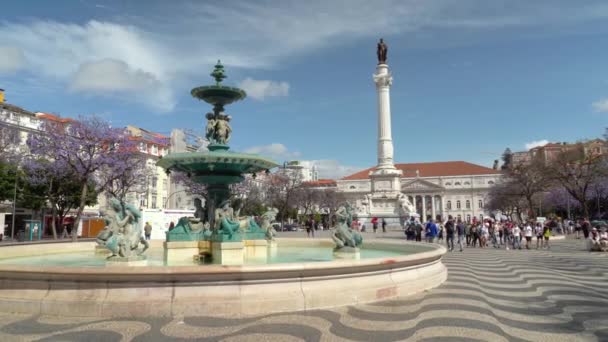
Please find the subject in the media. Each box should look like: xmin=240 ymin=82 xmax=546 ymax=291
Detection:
xmin=0 ymin=62 xmax=447 ymax=318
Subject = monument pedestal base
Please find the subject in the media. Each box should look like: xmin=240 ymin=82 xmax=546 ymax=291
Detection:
xmin=212 ymin=241 xmax=244 ymax=265
xmin=164 ymin=241 xmax=199 ymax=265
xmin=244 ymin=239 xmax=268 ymax=262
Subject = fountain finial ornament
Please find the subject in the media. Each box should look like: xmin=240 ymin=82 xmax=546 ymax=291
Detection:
xmin=211 ymin=60 xmax=227 ymax=85
xmin=377 ymin=38 xmax=388 ymax=64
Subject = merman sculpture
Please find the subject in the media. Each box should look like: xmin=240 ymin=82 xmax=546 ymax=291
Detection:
xmin=96 ymin=198 xmax=149 ymax=259
xmin=332 ymin=202 xmax=363 ymax=251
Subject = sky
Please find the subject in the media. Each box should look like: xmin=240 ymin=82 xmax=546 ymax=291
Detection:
xmin=1 ymin=0 xmax=608 ymax=179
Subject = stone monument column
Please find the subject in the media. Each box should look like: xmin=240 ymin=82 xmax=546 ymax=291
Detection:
xmin=373 ymin=63 xmax=396 ymax=170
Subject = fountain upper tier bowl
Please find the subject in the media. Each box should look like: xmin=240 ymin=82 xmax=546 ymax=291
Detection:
xmin=157 ymin=146 xmax=278 ymax=184
xmin=191 ymin=85 xmax=246 ymax=106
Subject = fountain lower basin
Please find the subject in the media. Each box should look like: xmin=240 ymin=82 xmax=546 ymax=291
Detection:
xmin=0 ymin=239 xmax=447 ymax=318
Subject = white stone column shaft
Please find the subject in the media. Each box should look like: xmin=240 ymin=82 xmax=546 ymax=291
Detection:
xmin=373 ymin=64 xmax=395 ymax=170
xmin=431 ymin=196 xmax=436 ymax=221
xmin=422 ymin=196 xmax=427 ymax=220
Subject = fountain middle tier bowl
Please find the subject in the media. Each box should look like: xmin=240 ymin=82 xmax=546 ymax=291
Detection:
xmin=157 ymin=150 xmax=278 ymax=185
xmin=0 ymin=239 xmax=447 ymax=318
xmin=191 ymin=85 xmax=247 ymax=106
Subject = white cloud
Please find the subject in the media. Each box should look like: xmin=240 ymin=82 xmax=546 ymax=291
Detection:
xmin=592 ymin=98 xmax=608 ymax=112
xmin=238 ymin=78 xmax=289 ymax=100
xmin=244 ymin=143 xmax=301 ymax=160
xmin=308 ymin=160 xmax=363 ymax=180
xmin=525 ymin=140 xmax=549 ymax=150
xmin=69 ymin=59 xmax=174 ymax=111
xmin=2 ymin=2 xmax=608 ymax=110
xmin=0 ymin=46 xmax=25 ymax=74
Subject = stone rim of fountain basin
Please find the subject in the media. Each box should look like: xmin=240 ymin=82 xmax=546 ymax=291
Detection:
xmin=0 ymin=238 xmax=446 ymax=318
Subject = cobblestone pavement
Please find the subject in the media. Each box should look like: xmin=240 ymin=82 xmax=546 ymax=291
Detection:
xmin=1 ymin=234 xmax=607 ymax=341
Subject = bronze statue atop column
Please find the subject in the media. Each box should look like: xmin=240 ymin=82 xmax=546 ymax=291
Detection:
xmin=377 ymin=38 xmax=388 ymax=64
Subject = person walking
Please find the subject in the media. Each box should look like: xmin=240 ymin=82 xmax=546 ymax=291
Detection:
xmin=512 ymin=224 xmax=522 ymax=250
xmin=144 ymin=222 xmax=152 ymax=241
xmin=471 ymin=224 xmax=479 ymax=247
xmin=372 ymin=217 xmax=379 ymax=234
xmin=456 ymin=218 xmax=465 ymax=252
xmin=524 ymin=222 xmax=533 ymax=249
xmin=465 ymin=222 xmax=472 ymax=246
xmin=415 ymin=220 xmax=423 ymax=242
xmin=535 ymin=222 xmax=543 ymax=249
xmin=582 ymin=218 xmax=591 ymax=240
xmin=543 ymin=224 xmax=551 ymax=249
xmin=425 ymin=219 xmax=438 ymax=243
xmin=381 ymin=218 xmax=387 ymax=233
xmin=445 ymin=216 xmax=455 ymax=252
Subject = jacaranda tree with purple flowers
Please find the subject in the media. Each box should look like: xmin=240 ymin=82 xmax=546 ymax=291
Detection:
xmin=28 ymin=116 xmax=142 ymax=241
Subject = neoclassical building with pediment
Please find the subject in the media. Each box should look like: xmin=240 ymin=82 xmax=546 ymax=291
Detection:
xmin=337 ymin=161 xmax=502 ymax=223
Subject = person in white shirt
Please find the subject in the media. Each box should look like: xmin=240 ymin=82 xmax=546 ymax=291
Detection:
xmin=524 ymin=223 xmax=533 ymax=249
xmin=512 ymin=225 xmax=522 ymax=250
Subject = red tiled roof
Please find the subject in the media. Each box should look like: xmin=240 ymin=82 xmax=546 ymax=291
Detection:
xmin=341 ymin=161 xmax=500 ymax=180
xmin=35 ymin=112 xmax=74 ymax=124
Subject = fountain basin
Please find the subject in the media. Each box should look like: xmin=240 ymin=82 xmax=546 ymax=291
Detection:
xmin=0 ymin=239 xmax=446 ymax=318
xmin=158 ymin=150 xmax=278 ymax=184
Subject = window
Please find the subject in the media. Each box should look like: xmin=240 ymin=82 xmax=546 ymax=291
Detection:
xmin=466 ymin=200 xmax=470 ymax=209
xmin=151 ymin=195 xmax=157 ymax=209
xmin=455 ymin=182 xmax=461 ymax=186
xmin=152 ymin=145 xmax=158 ymax=155
xmin=349 ymin=185 xmax=356 ymax=189
xmin=162 ymin=197 xmax=166 ymax=208
xmin=446 ymin=201 xmax=452 ymax=210
xmin=151 ymin=177 xmax=158 ymax=189
xmin=466 ymin=214 xmax=471 ymax=222
xmin=445 ymin=182 xmax=452 ymax=186
xmin=464 ymin=181 xmax=470 ymax=185
xmin=488 ymin=180 xmax=495 ymax=185
xmin=456 ymin=200 xmax=461 ymax=209
xmin=478 ymin=200 xmax=483 ymax=208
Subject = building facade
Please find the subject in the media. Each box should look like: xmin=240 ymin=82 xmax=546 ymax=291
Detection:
xmin=337 ymin=161 xmax=502 ymax=223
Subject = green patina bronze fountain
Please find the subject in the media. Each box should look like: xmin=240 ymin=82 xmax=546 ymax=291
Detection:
xmin=157 ymin=61 xmax=278 ymax=243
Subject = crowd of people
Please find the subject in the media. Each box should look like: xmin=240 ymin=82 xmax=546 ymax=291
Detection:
xmin=403 ymin=216 xmax=608 ymax=252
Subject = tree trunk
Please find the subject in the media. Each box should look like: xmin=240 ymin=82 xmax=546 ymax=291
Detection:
xmin=526 ymin=196 xmax=536 ymax=219
xmin=50 ymin=201 xmax=58 ymax=240
xmin=72 ymin=183 xmax=89 ymax=242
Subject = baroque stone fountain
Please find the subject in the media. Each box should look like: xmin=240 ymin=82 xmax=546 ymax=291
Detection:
xmin=156 ymin=61 xmax=279 ymax=264
xmin=0 ymin=54 xmax=447 ymax=318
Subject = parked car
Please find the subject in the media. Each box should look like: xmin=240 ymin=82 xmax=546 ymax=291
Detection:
xmin=281 ymin=224 xmax=300 ymax=232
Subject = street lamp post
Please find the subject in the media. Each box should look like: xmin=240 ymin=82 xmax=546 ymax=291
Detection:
xmin=10 ymin=172 xmax=17 ymax=240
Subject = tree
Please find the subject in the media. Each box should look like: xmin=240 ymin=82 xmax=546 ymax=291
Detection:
xmin=292 ymin=186 xmax=321 ymax=218
xmin=19 ymin=158 xmax=97 ymax=239
xmin=0 ymin=160 xmax=18 ymax=202
xmin=0 ymin=114 xmax=21 ymax=163
xmin=28 ymin=116 xmax=137 ymax=241
xmin=318 ymin=189 xmax=343 ymax=227
xmin=265 ymin=171 xmax=302 ymax=224
xmin=502 ymin=159 xmax=549 ymax=218
xmin=546 ymin=145 xmax=608 ymax=218
xmin=501 ymin=148 xmax=512 ymax=170
xmin=485 ymin=181 xmax=527 ymax=222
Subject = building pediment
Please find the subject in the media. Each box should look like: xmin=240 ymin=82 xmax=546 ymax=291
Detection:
xmin=401 ymin=179 xmax=444 ymax=191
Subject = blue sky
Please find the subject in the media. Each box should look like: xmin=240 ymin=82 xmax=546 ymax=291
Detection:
xmin=1 ymin=0 xmax=608 ymax=178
